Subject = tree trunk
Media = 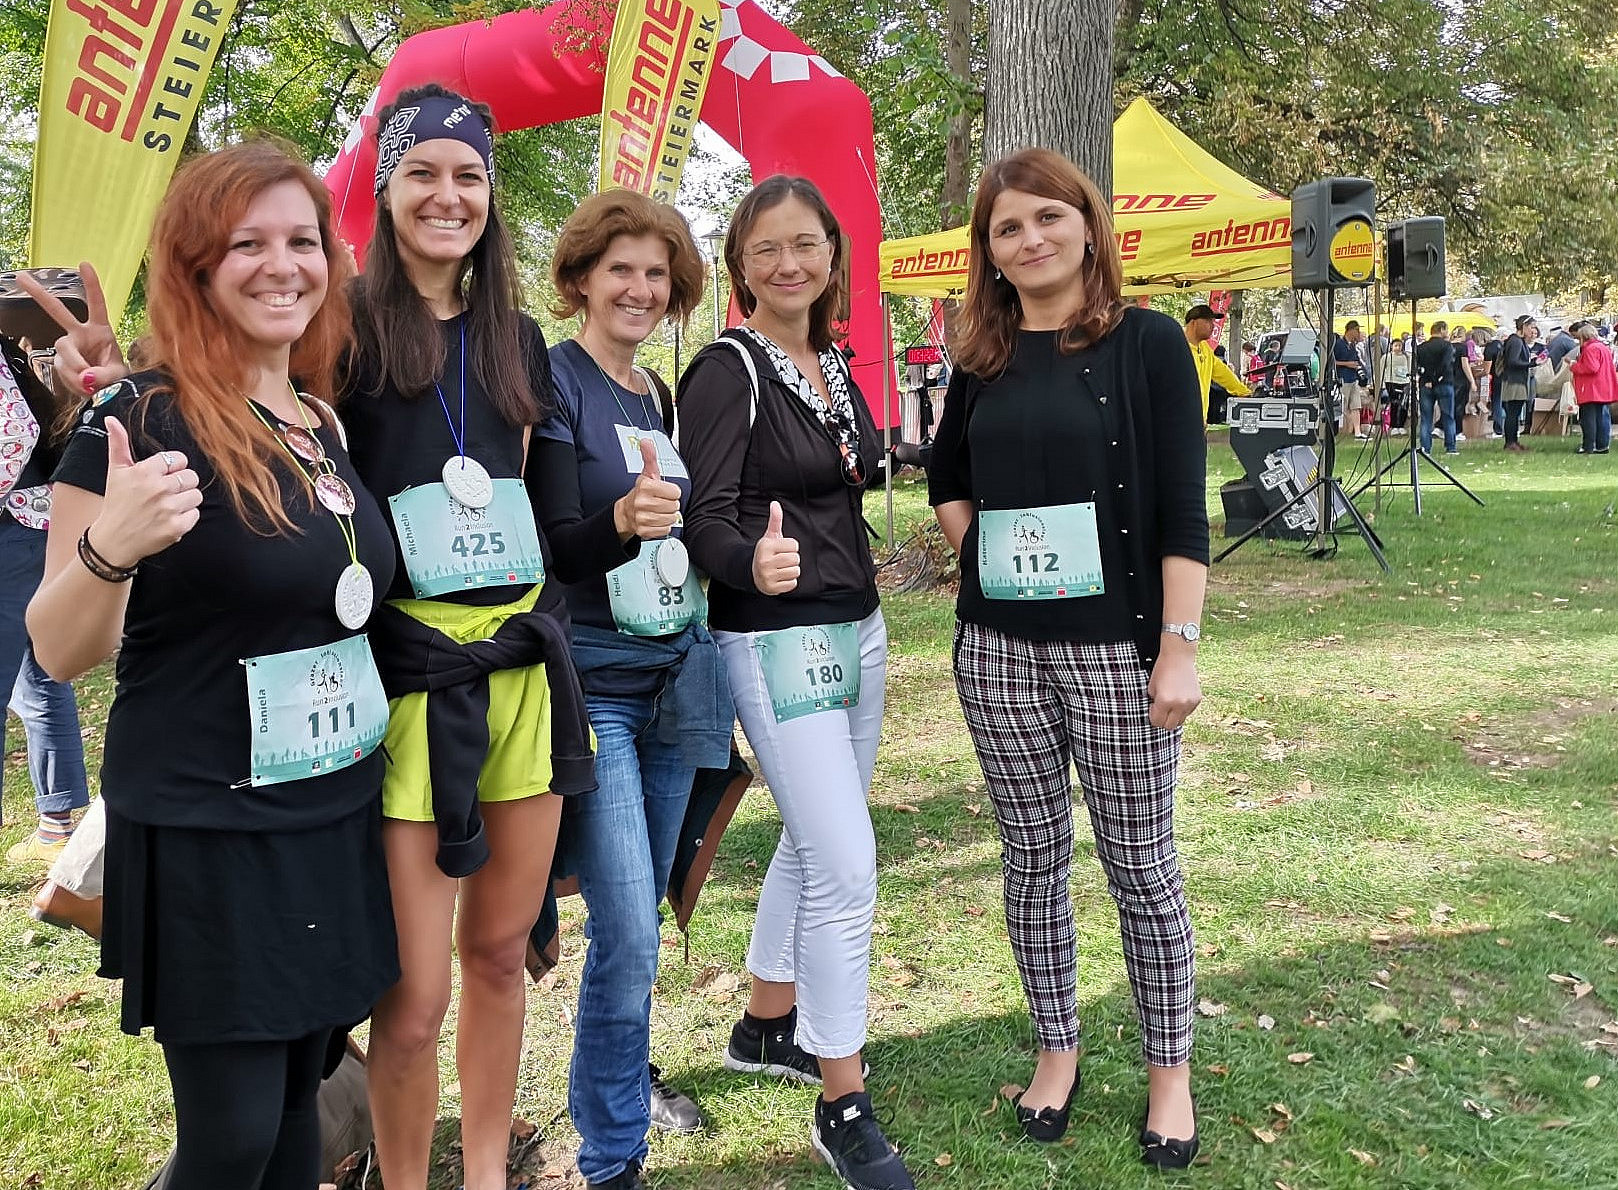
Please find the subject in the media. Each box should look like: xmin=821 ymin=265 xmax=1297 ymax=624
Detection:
xmin=985 ymin=0 xmax=1115 ymax=197
xmin=940 ymin=0 xmax=974 ymax=229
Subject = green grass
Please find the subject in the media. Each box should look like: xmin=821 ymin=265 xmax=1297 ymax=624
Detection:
xmin=5 ymin=436 xmax=1618 ymax=1189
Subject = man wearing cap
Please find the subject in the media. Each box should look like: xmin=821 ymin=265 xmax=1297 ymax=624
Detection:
xmin=1184 ymin=303 xmax=1249 ymax=424
xmin=1332 ymin=321 xmax=1372 ymax=438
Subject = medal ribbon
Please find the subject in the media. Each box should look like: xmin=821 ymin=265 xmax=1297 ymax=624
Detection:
xmin=435 ymin=316 xmax=471 ymax=470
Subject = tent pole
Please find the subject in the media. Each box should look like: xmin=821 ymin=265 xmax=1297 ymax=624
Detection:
xmin=882 ymin=291 xmax=894 ymax=550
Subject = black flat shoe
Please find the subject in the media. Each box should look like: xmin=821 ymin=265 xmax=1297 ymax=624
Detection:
xmin=1139 ymin=1098 xmax=1199 ymax=1169
xmin=1014 ymin=1071 xmax=1079 ymax=1143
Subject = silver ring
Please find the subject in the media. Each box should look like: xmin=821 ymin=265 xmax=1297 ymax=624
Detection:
xmin=161 ymin=451 xmax=175 ymax=471
xmin=173 ymin=473 xmax=183 ymax=493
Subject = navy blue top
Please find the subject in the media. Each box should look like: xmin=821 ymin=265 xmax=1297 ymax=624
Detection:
xmin=532 ymin=338 xmax=691 ymax=636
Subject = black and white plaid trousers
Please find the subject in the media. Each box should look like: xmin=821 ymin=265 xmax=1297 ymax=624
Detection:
xmin=953 ymin=621 xmax=1195 ymax=1066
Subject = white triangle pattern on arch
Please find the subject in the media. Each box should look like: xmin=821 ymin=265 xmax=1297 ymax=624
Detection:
xmin=717 ymin=0 xmax=843 ymax=83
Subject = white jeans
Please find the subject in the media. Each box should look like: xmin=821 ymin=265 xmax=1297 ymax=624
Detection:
xmin=715 ymin=608 xmax=887 ymax=1059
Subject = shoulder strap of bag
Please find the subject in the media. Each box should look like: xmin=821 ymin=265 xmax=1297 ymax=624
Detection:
xmin=709 ymin=335 xmax=759 ymax=429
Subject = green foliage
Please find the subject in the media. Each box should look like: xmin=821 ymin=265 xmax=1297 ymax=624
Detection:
xmin=1118 ymin=0 xmax=1618 ymax=296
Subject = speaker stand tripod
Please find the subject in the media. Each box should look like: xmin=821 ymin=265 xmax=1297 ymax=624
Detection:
xmin=1350 ymin=301 xmax=1484 ymax=515
xmin=1216 ymin=289 xmax=1391 ymax=572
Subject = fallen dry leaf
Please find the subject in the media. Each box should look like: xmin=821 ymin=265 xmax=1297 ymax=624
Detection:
xmin=1251 ymin=1126 xmax=1278 ymax=1144
xmin=1392 ymin=1055 xmax=1418 ymax=1075
xmin=1287 ymin=1052 xmax=1315 ymax=1065
xmin=965 ymin=803 xmax=982 ymax=817
xmin=1575 ymin=982 xmax=1594 ymax=999
xmin=893 ymin=804 xmax=920 ymax=814
xmin=1271 ymin=1102 xmax=1294 ymax=1122
xmin=1000 ymin=1083 xmax=1025 ymax=1102
xmin=1430 ymin=903 xmax=1455 ymax=924
xmin=1349 ymin=1149 xmax=1378 ymax=1167
xmin=1540 ymin=1119 xmax=1574 ymax=1130
xmin=1257 ymin=1014 xmax=1276 ymax=1031
xmin=1197 ymin=999 xmax=1229 ymax=1018
xmin=1463 ymin=1098 xmax=1495 ymax=1121
xmin=962 ymin=904 xmax=985 ymax=917
xmin=1546 ymin=912 xmax=1573 ymax=923
xmin=934 ymin=1153 xmax=953 ymax=1167
xmin=1585 ymin=1075 xmax=1602 ymax=1089
xmin=1206 ymin=1063 xmax=1231 ymax=1075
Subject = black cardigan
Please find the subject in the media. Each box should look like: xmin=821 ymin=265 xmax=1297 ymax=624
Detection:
xmin=927 ymin=306 xmax=1210 ymax=669
xmin=677 ymin=329 xmax=880 ymax=633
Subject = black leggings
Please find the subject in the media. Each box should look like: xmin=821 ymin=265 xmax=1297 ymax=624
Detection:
xmin=160 ymin=1027 xmax=331 ymax=1190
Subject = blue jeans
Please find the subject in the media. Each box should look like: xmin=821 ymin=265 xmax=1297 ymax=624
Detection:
xmin=565 ymin=688 xmax=695 ymax=1185
xmin=1419 ymin=382 xmax=1456 ymax=452
xmin=0 ymin=516 xmax=88 ymax=822
xmin=1580 ymin=403 xmax=1612 ymax=452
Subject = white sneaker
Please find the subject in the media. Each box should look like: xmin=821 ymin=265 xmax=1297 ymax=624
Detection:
xmin=1455 ymin=433 xmax=1467 ymax=442
xmin=1485 ymin=431 xmax=1500 ymax=439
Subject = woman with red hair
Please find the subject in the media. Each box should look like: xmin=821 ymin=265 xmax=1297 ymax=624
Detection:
xmin=27 ymin=140 xmax=398 ymax=1190
xmin=927 ymin=149 xmax=1208 ymax=1165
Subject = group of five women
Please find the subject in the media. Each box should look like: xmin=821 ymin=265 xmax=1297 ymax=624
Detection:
xmin=22 ymin=83 xmax=1208 ymax=1190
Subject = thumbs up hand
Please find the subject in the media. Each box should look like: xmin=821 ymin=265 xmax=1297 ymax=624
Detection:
xmin=613 ymin=434 xmax=682 ymax=542
xmin=88 ymin=416 xmax=203 ymax=568
xmin=752 ymin=500 xmax=800 ymax=595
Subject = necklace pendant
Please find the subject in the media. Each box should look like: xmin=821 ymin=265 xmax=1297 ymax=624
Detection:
xmin=283 ymin=424 xmax=325 ymax=464
xmin=334 ymin=562 xmax=373 ymax=630
xmin=315 ymin=473 xmax=357 ymax=516
xmin=442 ymin=455 xmax=493 ymax=508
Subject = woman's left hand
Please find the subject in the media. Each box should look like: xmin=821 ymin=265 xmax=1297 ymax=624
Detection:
xmin=1147 ymin=650 xmax=1202 ymax=731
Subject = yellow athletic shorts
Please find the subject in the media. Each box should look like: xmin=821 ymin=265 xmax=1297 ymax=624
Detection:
xmin=380 ymin=586 xmax=564 ymax=822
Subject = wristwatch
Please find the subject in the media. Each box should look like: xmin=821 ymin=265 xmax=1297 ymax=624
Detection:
xmin=1161 ymin=621 xmax=1201 ymax=643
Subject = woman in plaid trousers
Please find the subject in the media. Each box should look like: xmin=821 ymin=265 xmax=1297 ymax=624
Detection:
xmin=926 ymin=149 xmax=1210 ymax=1167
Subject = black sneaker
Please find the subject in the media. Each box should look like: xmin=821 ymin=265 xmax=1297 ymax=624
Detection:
xmin=648 ymin=1062 xmax=705 ymax=1134
xmin=724 ymin=1008 xmax=869 ymax=1085
xmin=586 ymin=1159 xmax=645 ymax=1190
xmin=811 ymin=1090 xmax=916 ymax=1190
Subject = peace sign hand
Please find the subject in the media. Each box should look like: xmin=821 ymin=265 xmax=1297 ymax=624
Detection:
xmin=16 ymin=263 xmax=128 ymax=399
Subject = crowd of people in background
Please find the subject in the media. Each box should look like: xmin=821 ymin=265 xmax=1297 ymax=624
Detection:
xmin=1215 ymin=310 xmax=1618 ymax=456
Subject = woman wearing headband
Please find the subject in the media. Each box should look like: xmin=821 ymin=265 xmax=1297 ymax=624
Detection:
xmin=927 ymin=149 xmax=1207 ymax=1165
xmin=27 ymin=141 xmax=397 ymax=1190
xmin=531 ymin=189 xmax=733 ymax=1190
xmin=341 ymin=84 xmax=593 ymax=1190
xmin=678 ymin=176 xmax=914 ymax=1190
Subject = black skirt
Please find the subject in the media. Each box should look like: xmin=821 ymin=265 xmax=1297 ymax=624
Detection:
xmin=101 ymin=799 xmax=399 ymax=1043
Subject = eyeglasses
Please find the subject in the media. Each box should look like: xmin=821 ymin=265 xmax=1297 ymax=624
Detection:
xmin=744 ymin=237 xmax=831 ymax=267
xmin=817 ymin=406 xmax=866 ymax=487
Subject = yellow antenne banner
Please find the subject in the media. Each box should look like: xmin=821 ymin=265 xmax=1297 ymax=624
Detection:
xmin=598 ymin=0 xmax=721 ymax=202
xmin=30 ymin=0 xmax=240 ymax=324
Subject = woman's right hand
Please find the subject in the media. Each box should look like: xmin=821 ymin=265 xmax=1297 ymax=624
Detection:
xmin=88 ymin=417 xmax=202 ymax=567
xmin=614 ymin=436 xmax=682 ymax=541
xmin=751 ymin=500 xmax=800 ymax=595
xmin=16 ymin=263 xmax=129 ymax=399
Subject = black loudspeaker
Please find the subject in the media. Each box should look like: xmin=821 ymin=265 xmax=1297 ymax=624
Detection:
xmin=1290 ymin=177 xmax=1377 ymax=289
xmin=1386 ymin=217 xmax=1446 ymax=302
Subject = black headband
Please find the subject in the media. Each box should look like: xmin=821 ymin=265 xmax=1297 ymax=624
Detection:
xmin=374 ymin=95 xmax=495 ymax=196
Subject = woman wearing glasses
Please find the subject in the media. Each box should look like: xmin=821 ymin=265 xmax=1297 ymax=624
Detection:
xmin=677 ymin=177 xmax=911 ymax=1190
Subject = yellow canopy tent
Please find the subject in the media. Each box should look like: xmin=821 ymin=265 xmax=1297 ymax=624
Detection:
xmin=1333 ymin=310 xmax=1496 ymax=335
xmin=878 ymin=97 xmax=1292 ymax=298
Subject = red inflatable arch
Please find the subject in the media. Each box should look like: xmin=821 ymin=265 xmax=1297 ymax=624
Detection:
xmin=324 ymin=0 xmax=890 ymax=423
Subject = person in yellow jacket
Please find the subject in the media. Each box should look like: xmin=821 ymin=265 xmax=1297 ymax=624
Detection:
xmin=1183 ymin=304 xmax=1249 ymax=423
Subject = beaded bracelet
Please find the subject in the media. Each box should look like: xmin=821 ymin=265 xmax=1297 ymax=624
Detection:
xmin=77 ymin=528 xmax=138 ymax=583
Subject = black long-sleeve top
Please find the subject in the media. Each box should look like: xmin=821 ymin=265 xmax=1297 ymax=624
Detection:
xmin=676 ymin=329 xmax=880 ymax=633
xmin=926 ymin=308 xmax=1209 ymax=669
xmin=1414 ymin=337 xmax=1455 ymax=386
